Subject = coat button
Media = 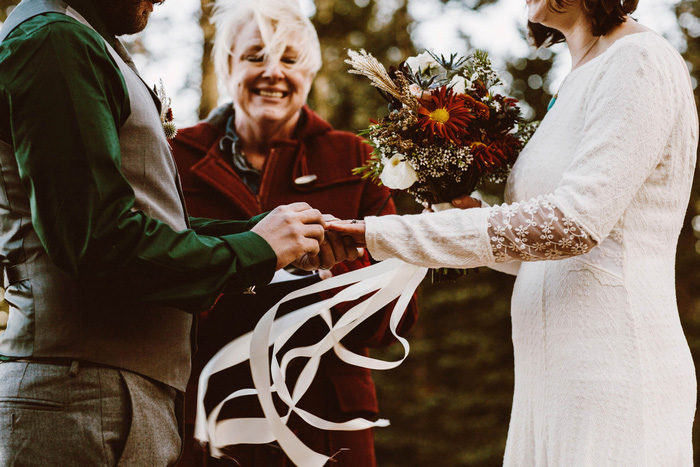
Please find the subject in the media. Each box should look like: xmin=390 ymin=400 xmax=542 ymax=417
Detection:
xmin=294 ymin=174 xmax=317 ymax=185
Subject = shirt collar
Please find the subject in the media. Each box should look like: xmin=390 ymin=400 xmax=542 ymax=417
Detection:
xmin=63 ymin=0 xmax=117 ymax=48
xmin=221 ymin=112 xmax=260 ymax=176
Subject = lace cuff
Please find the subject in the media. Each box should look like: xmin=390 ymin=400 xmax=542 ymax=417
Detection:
xmin=488 ymin=196 xmax=597 ymax=262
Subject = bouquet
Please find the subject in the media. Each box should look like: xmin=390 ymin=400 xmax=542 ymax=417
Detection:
xmin=346 ymin=49 xmax=535 ymax=208
xmin=345 ymin=49 xmax=536 ymax=280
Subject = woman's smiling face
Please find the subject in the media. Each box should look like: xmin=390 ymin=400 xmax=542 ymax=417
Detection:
xmin=226 ymin=21 xmax=315 ymax=132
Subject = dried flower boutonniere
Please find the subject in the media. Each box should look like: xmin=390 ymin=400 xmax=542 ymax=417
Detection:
xmin=155 ymin=79 xmax=177 ymax=139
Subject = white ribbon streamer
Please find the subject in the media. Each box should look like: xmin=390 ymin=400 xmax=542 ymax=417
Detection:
xmin=195 ymin=258 xmax=428 ymax=466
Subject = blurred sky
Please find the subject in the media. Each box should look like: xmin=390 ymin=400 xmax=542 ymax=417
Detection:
xmin=136 ymin=0 xmax=684 ymax=127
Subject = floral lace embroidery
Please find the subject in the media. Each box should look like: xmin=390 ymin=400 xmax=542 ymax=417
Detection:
xmin=488 ymin=195 xmax=597 ymax=262
xmin=591 ymin=236 xmax=624 ymax=272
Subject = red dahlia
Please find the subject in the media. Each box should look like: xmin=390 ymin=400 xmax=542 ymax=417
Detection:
xmin=416 ymin=87 xmax=474 ymax=145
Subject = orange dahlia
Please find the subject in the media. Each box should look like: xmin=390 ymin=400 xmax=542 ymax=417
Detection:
xmin=470 ymin=136 xmax=521 ymax=173
xmin=459 ymin=94 xmax=490 ymax=120
xmin=416 ymin=87 xmax=474 ymax=145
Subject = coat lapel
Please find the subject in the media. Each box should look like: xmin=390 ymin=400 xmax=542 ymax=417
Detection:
xmin=189 ymin=148 xmax=261 ymax=219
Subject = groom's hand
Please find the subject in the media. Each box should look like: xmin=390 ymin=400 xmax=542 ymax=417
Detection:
xmin=422 ymin=195 xmax=481 ymax=213
xmin=294 ymin=215 xmax=362 ymax=271
xmin=251 ymin=202 xmax=326 ymax=270
xmin=451 ymin=195 xmax=482 ymax=209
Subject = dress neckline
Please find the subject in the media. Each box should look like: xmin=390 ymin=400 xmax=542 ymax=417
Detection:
xmin=571 ymin=30 xmax=656 ymax=75
xmin=547 ymin=30 xmax=658 ymax=111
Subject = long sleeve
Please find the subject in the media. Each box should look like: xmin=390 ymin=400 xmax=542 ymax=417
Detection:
xmin=188 ymin=214 xmax=267 ymax=237
xmin=488 ymin=195 xmax=595 ymax=262
xmin=365 ymin=35 xmax=690 ymax=270
xmin=0 ymin=17 xmax=276 ymax=313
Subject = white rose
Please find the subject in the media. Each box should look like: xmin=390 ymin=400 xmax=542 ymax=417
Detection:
xmin=408 ymin=83 xmax=424 ymax=98
xmin=449 ymin=75 xmax=467 ymax=95
xmin=380 ymin=154 xmax=418 ymax=190
xmin=405 ymin=51 xmax=439 ymax=75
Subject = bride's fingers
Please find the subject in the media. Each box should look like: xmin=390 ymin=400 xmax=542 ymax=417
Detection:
xmin=326 ymin=227 xmax=365 ymax=239
xmin=325 ymin=228 xmax=366 ymax=250
xmin=325 ymin=219 xmax=365 ymax=231
xmin=451 ymin=195 xmax=481 ymax=209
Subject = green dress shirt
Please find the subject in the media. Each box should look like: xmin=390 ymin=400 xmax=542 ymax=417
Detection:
xmin=0 ymin=0 xmax=277 ymax=313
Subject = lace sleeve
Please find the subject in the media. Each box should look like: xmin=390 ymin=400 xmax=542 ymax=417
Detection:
xmin=488 ymin=195 xmax=597 ymax=263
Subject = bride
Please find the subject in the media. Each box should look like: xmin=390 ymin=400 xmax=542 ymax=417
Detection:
xmin=331 ymin=0 xmax=698 ymax=464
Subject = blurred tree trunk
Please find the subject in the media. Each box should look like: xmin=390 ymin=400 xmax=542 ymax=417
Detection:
xmin=0 ymin=0 xmax=19 ymax=22
xmin=198 ymin=0 xmax=218 ymax=120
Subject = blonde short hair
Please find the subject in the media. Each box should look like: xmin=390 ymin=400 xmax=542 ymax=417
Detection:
xmin=212 ymin=0 xmax=322 ymax=82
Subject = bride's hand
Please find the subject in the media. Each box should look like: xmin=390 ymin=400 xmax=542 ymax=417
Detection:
xmin=325 ymin=219 xmax=367 ymax=247
xmin=422 ymin=195 xmax=481 ymax=213
xmin=450 ymin=195 xmax=482 ymax=209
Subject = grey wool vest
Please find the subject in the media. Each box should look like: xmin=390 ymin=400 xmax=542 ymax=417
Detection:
xmin=0 ymin=0 xmax=193 ymax=390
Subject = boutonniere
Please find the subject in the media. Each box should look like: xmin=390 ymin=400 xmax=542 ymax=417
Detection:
xmin=155 ymin=79 xmax=177 ymax=139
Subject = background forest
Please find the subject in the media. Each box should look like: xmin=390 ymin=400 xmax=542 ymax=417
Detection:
xmin=1 ymin=0 xmax=699 ymax=465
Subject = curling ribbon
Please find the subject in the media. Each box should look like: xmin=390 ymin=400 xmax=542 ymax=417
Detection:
xmin=195 ymin=258 xmax=428 ymax=466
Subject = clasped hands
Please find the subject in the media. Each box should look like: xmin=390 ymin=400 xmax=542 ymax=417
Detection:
xmin=251 ymin=195 xmax=481 ymax=272
xmin=250 ymin=202 xmax=362 ymax=272
xmin=325 ymin=193 xmax=482 ymax=247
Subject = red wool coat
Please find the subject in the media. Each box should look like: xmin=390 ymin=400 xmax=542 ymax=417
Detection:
xmin=171 ymin=105 xmax=418 ymax=467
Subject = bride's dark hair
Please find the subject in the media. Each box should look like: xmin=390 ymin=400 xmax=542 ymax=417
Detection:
xmin=529 ymin=0 xmax=639 ymax=47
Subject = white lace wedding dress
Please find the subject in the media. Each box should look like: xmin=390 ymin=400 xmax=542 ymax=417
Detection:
xmin=365 ymin=32 xmax=698 ymax=465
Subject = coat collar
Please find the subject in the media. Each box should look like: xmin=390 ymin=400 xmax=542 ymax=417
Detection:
xmin=203 ymin=103 xmax=333 ymax=142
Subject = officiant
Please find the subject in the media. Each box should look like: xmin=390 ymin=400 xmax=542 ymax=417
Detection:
xmin=170 ymin=0 xmax=418 ymax=465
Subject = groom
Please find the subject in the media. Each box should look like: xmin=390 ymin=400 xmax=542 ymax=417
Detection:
xmin=0 ymin=0 xmax=356 ymax=464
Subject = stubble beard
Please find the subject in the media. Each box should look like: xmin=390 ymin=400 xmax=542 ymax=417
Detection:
xmin=97 ymin=0 xmax=153 ymax=36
